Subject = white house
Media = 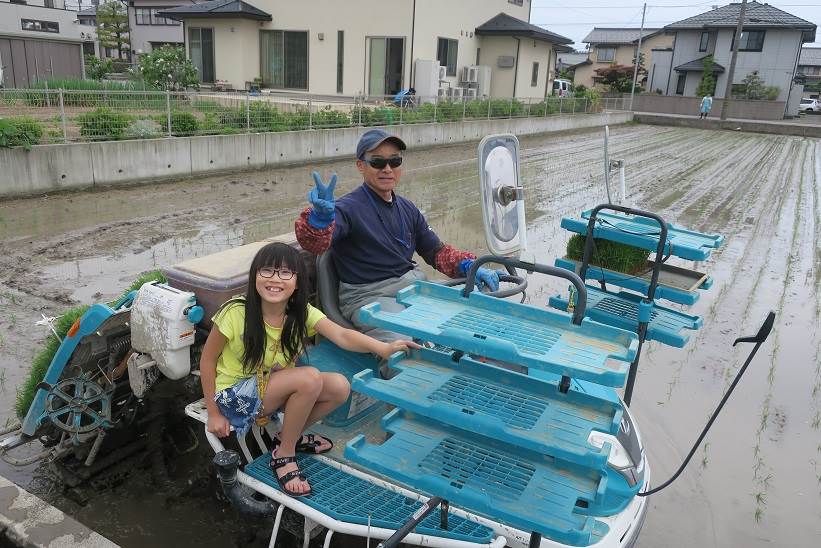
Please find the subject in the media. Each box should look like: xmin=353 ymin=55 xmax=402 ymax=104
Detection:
xmin=0 ymin=0 xmax=85 ymax=86
xmin=158 ymin=0 xmax=573 ymax=99
xmin=648 ymin=1 xmax=816 ymax=101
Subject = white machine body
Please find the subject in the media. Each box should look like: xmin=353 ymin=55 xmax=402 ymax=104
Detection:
xmin=131 ymin=282 xmax=198 ymax=380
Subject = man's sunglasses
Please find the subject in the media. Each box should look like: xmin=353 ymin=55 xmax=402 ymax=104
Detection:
xmin=364 ymin=156 xmax=403 ymax=169
xmin=258 ymin=267 xmax=295 ymax=280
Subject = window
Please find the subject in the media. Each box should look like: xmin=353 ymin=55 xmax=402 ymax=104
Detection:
xmin=151 ymin=9 xmax=177 ymax=25
xmin=82 ymin=42 xmax=95 ymax=56
xmin=135 ymin=8 xmax=151 ymax=24
xmin=531 ymin=62 xmax=539 ymax=87
xmin=509 ymin=0 xmax=524 ymax=5
xmin=437 ymin=38 xmax=458 ymax=76
xmin=675 ymin=73 xmax=686 ymax=95
xmin=21 ymin=19 xmax=59 ymax=33
xmin=699 ymin=32 xmax=709 ymax=52
xmin=337 ymin=31 xmax=344 ymax=93
xmin=731 ymin=30 xmax=765 ymax=52
xmin=597 ymin=47 xmax=615 ymax=62
xmin=260 ymin=30 xmax=309 ymax=89
xmin=44 ymin=0 xmax=54 ymax=7
xmin=79 ymin=18 xmax=95 ymax=26
xmin=135 ymin=7 xmax=179 ymax=25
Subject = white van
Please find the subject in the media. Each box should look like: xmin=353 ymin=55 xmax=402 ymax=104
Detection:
xmin=552 ymin=79 xmax=572 ymax=97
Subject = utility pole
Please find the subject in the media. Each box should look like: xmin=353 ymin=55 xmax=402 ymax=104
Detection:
xmin=720 ymin=0 xmax=748 ymax=120
xmin=629 ymin=2 xmax=647 ymax=111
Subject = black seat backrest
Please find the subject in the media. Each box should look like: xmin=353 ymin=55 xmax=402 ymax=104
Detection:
xmin=316 ymin=252 xmax=356 ymax=329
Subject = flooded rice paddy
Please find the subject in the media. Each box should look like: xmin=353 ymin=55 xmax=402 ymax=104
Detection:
xmin=0 ymin=124 xmax=819 ymax=547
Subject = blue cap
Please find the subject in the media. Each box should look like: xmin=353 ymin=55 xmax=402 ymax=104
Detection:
xmin=356 ymin=129 xmax=406 ymax=160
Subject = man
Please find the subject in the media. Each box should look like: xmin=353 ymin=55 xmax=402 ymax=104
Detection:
xmin=295 ymin=128 xmax=500 ymax=341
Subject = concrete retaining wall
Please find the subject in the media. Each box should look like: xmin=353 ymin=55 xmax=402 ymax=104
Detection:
xmin=635 ymin=112 xmax=821 ymax=138
xmin=630 ymin=94 xmax=786 ymax=121
xmin=0 ymin=111 xmax=632 ymax=199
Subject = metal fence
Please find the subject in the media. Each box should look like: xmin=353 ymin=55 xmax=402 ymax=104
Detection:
xmin=0 ymin=89 xmax=630 ymax=145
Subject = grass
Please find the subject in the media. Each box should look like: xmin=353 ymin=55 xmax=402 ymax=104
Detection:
xmin=27 ymin=78 xmax=150 ymax=92
xmin=565 ymin=234 xmax=651 ymax=275
xmin=15 ymin=270 xmax=166 ymax=419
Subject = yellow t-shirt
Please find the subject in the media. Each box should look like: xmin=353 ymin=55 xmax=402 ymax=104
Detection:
xmin=212 ymin=300 xmax=326 ymax=392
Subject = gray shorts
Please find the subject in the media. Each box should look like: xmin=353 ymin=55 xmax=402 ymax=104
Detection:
xmin=338 ymin=269 xmax=428 ymax=343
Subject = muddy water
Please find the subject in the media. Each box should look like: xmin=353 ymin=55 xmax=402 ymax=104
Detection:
xmin=1 ymin=125 xmax=819 ymax=547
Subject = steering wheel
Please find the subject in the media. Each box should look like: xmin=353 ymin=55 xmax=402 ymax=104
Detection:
xmin=441 ymin=266 xmax=528 ymax=299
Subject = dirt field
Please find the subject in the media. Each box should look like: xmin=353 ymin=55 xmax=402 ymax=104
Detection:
xmin=0 ymin=123 xmax=819 ymax=547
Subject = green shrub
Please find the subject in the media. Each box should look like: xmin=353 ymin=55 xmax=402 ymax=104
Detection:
xmin=124 ymin=119 xmax=163 ymax=139
xmin=312 ymin=108 xmax=350 ymax=128
xmin=0 ymin=117 xmax=44 ymax=150
xmin=77 ymin=107 xmax=131 ymax=140
xmin=135 ymin=45 xmax=199 ymax=90
xmin=170 ymin=111 xmax=198 ymax=136
xmin=84 ymin=55 xmax=114 ymax=81
xmin=566 ymin=234 xmax=650 ymax=275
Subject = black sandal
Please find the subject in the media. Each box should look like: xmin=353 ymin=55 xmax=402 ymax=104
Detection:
xmin=295 ymin=433 xmax=334 ymax=455
xmin=273 ymin=433 xmax=334 ymax=455
xmin=269 ymin=454 xmax=312 ymax=498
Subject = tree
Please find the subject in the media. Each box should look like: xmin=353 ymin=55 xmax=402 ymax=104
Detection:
xmin=136 ymin=46 xmax=199 ymax=90
xmin=696 ymin=55 xmax=717 ymax=97
xmin=741 ymin=71 xmax=765 ymax=100
xmin=594 ymin=64 xmax=643 ymax=93
xmin=96 ymin=1 xmax=130 ymax=60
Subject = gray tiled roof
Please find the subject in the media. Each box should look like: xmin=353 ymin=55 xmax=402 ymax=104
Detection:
xmin=666 ymin=1 xmax=815 ymax=30
xmin=159 ymin=0 xmax=271 ymax=21
xmin=582 ymin=28 xmax=663 ymax=45
xmin=799 ymin=47 xmax=821 ymax=66
xmin=476 ymin=12 xmax=573 ymax=45
xmin=77 ymin=7 xmax=96 ymax=16
xmin=674 ymin=56 xmax=726 ymax=73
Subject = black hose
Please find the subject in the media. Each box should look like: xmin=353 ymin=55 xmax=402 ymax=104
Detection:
xmin=213 ymin=451 xmax=274 ymax=515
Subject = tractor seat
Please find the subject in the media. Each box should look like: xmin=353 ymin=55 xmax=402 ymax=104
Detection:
xmin=316 ymin=253 xmax=356 ymax=330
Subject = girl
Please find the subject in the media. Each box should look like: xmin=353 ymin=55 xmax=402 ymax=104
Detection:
xmin=200 ymin=242 xmax=417 ymax=498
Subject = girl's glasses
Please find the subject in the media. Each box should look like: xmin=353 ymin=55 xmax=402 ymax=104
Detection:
xmin=258 ymin=267 xmax=295 ymax=280
xmin=365 ymin=156 xmax=402 ymax=169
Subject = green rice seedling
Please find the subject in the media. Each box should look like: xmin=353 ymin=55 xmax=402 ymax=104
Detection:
xmin=566 ymin=234 xmax=651 ymax=275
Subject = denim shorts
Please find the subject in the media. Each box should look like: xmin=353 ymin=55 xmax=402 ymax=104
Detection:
xmin=214 ymin=375 xmax=278 ymax=437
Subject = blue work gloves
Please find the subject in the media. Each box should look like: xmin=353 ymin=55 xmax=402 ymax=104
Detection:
xmin=307 ymin=171 xmax=337 ymax=229
xmin=459 ymin=259 xmax=501 ymax=293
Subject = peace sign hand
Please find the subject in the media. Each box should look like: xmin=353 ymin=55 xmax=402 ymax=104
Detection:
xmin=307 ymin=171 xmax=337 ymax=229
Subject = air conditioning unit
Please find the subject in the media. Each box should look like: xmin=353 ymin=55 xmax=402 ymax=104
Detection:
xmin=465 ymin=88 xmax=478 ymax=98
xmin=451 ymin=88 xmax=463 ymax=99
xmin=438 ymin=65 xmax=447 ymax=81
xmin=437 ymin=87 xmax=447 ymax=98
xmin=462 ymin=66 xmax=478 ymax=83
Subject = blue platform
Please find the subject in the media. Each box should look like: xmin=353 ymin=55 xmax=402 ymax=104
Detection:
xmin=352 ymin=347 xmax=623 ymax=468
xmin=549 ymin=287 xmax=702 ymax=348
xmin=561 ymin=210 xmax=723 ymax=261
xmin=244 ymin=453 xmax=495 ymax=544
xmin=554 ymin=258 xmax=711 ymax=306
xmin=345 ymin=409 xmax=611 ymax=546
xmin=359 ymin=281 xmax=639 ymax=387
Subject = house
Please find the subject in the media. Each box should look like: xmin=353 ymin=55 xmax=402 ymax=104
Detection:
xmin=555 ymin=50 xmax=587 ymax=74
xmin=158 ymin=0 xmax=573 ymax=99
xmin=797 ymin=47 xmax=821 ymax=86
xmin=128 ymin=0 xmax=199 ymax=58
xmin=0 ymin=0 xmax=85 ymax=87
xmin=649 ymin=1 xmax=816 ymax=101
xmin=573 ymin=28 xmax=673 ymax=89
xmin=76 ymin=5 xmax=98 ymax=57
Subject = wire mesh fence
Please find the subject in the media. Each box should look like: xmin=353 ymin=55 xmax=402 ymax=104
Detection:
xmin=0 ymin=89 xmax=630 ymax=145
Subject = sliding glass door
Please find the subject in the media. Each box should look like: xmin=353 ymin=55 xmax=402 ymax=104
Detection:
xmin=188 ymin=27 xmax=214 ymax=83
xmin=260 ymin=30 xmax=308 ymax=90
xmin=368 ymin=37 xmax=404 ymax=97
